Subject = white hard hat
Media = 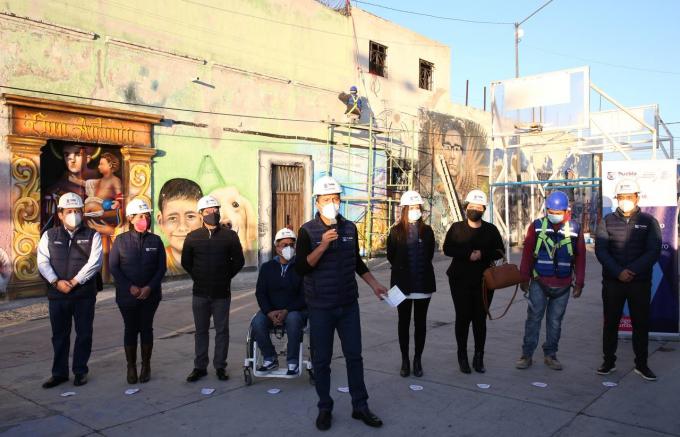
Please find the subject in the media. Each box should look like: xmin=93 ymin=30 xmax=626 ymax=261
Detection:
xmin=615 ymin=179 xmax=640 ymax=195
xmin=313 ymin=176 xmax=342 ymax=196
xmin=464 ymin=190 xmax=488 ymax=207
xmin=126 ymin=198 xmax=152 ymax=216
xmin=274 ymin=228 xmax=296 ymax=242
xmin=399 ymin=190 xmax=424 ymax=206
xmin=57 ymin=192 xmax=84 ymax=209
xmin=196 ymin=195 xmax=220 ymax=211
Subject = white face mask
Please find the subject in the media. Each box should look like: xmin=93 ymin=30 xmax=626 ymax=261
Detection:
xmin=64 ymin=212 xmax=82 ymax=228
xmin=618 ymin=199 xmax=635 ymax=213
xmin=407 ymin=209 xmax=422 ymax=223
xmin=281 ymin=246 xmax=295 ymax=261
xmin=320 ymin=202 xmax=339 ymax=223
xmin=547 ymin=213 xmax=564 ymax=224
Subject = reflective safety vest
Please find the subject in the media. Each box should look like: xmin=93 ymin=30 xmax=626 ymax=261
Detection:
xmin=532 ymin=217 xmax=579 ymax=278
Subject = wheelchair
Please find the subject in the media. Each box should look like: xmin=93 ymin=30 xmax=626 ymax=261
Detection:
xmin=243 ymin=312 xmax=314 ymax=386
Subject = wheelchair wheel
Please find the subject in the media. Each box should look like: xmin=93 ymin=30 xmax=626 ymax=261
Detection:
xmin=244 ymin=368 xmax=253 ymax=386
xmin=308 ymin=369 xmax=315 ymax=386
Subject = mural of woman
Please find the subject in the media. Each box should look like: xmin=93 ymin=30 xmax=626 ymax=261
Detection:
xmin=439 ymin=118 xmax=486 ymax=201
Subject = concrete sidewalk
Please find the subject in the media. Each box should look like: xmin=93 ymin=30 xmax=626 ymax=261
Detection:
xmin=0 ymin=252 xmax=678 ymax=436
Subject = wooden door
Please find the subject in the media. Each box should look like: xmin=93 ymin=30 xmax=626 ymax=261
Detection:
xmin=272 ymin=165 xmax=304 ymax=237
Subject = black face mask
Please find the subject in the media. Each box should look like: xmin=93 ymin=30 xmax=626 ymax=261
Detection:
xmin=467 ymin=210 xmax=483 ymax=222
xmin=203 ymin=212 xmax=221 ymax=226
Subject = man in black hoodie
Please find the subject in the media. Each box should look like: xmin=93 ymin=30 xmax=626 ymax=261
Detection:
xmin=182 ymin=195 xmax=245 ymax=382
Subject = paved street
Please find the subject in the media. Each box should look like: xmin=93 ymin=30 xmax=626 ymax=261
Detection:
xmin=1 ymin=250 xmax=678 ymax=436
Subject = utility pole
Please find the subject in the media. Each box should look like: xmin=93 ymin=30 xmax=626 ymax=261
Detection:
xmin=514 ymin=0 xmax=555 ymax=78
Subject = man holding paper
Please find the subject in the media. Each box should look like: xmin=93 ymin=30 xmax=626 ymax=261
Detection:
xmin=295 ymin=176 xmax=387 ymax=431
xmin=386 ymin=190 xmax=436 ymax=378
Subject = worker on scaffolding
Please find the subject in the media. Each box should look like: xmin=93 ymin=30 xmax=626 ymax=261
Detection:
xmin=516 ymin=191 xmax=586 ymax=372
xmin=295 ymin=175 xmax=386 ymax=431
xmin=338 ymin=85 xmax=362 ymax=123
xmin=595 ymin=179 xmax=661 ymax=381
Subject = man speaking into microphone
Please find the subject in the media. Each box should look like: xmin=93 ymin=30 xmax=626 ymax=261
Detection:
xmin=295 ymin=175 xmax=387 ymax=431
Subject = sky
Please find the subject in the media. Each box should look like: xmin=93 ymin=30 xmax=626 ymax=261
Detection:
xmin=352 ymin=0 xmax=680 ymax=157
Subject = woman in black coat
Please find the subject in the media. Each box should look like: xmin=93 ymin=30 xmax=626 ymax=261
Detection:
xmin=443 ymin=190 xmax=504 ymax=374
xmin=109 ymin=199 xmax=167 ymax=384
xmin=386 ymin=191 xmax=436 ymax=378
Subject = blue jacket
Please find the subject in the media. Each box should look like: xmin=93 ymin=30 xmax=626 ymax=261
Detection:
xmin=296 ymin=214 xmax=364 ymax=309
xmin=255 ymin=257 xmax=305 ymax=314
xmin=595 ymin=208 xmax=662 ymax=282
xmin=46 ymin=225 xmax=98 ymax=300
xmin=532 ymin=218 xmax=580 ymax=278
xmin=109 ymin=230 xmax=167 ymax=307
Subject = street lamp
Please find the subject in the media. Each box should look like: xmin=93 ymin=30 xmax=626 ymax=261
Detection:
xmin=514 ymin=0 xmax=554 ymax=78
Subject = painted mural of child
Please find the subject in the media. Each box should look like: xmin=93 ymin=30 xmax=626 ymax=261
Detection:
xmin=70 ymin=152 xmax=123 ymax=217
xmin=156 ymin=178 xmax=204 ymax=275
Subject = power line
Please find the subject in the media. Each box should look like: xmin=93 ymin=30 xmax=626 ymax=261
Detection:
xmin=524 ymin=44 xmax=680 ymax=76
xmin=352 ymin=0 xmax=513 ymax=25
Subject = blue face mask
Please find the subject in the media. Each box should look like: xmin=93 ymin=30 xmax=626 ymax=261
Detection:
xmin=547 ymin=213 xmax=564 ymax=224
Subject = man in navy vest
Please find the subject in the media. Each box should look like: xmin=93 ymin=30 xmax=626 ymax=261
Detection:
xmin=37 ymin=192 xmax=103 ymax=388
xmin=295 ymin=176 xmax=387 ymax=431
xmin=516 ymin=191 xmax=586 ymax=371
xmin=595 ymin=179 xmax=661 ymax=381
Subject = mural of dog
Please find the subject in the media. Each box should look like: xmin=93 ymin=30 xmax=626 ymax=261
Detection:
xmin=208 ymin=186 xmax=257 ymax=266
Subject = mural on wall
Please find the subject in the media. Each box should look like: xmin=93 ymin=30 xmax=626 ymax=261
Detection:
xmin=41 ymin=142 xmax=126 ymax=281
xmin=154 ymin=153 xmax=259 ymax=274
xmin=418 ymin=111 xmax=490 ymax=241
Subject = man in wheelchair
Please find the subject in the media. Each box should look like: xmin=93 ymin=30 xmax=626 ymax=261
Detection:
xmin=251 ymin=228 xmax=307 ymax=375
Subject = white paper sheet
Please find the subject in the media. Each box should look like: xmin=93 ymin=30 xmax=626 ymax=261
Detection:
xmin=383 ymin=286 xmax=406 ymax=308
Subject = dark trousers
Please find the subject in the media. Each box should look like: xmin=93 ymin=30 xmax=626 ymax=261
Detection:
xmin=397 ymin=298 xmax=431 ymax=359
xmin=118 ymin=300 xmax=160 ymax=347
xmin=192 ymin=295 xmax=230 ymax=370
xmin=309 ymin=300 xmax=368 ymax=412
xmin=251 ymin=310 xmax=307 ymax=364
xmin=602 ymin=279 xmax=651 ymax=366
xmin=450 ymin=280 xmax=493 ymax=354
xmin=48 ymin=297 xmax=96 ymax=377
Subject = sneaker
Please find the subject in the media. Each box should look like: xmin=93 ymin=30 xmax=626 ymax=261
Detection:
xmin=634 ymin=365 xmax=657 ymax=381
xmin=257 ymin=359 xmax=279 ymax=372
xmin=597 ymin=362 xmax=616 ymax=375
xmin=515 ymin=356 xmax=532 ymax=369
xmin=286 ymin=363 xmax=299 ymax=376
xmin=544 ymin=355 xmax=563 ymax=371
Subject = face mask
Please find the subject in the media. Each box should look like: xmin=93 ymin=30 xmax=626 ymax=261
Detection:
xmin=281 ymin=246 xmax=295 ymax=261
xmin=203 ymin=212 xmax=220 ymax=226
xmin=407 ymin=209 xmax=422 ymax=223
xmin=619 ymin=200 xmax=635 ymax=213
xmin=467 ymin=210 xmax=483 ymax=222
xmin=320 ymin=203 xmax=339 ymax=222
xmin=64 ymin=212 xmax=82 ymax=228
xmin=133 ymin=217 xmax=149 ymax=233
xmin=547 ymin=213 xmax=564 ymax=224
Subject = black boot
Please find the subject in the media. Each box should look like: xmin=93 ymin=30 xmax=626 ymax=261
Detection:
xmin=400 ymin=356 xmax=410 ymax=377
xmin=458 ymin=350 xmax=471 ymax=374
xmin=124 ymin=345 xmax=138 ymax=384
xmin=139 ymin=344 xmax=153 ymax=383
xmin=412 ymin=356 xmax=423 ymax=377
xmin=473 ymin=351 xmax=486 ymax=373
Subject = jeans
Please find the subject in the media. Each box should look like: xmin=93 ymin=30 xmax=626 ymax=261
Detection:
xmin=192 ymin=295 xmax=230 ymax=370
xmin=521 ymin=280 xmax=571 ymax=358
xmin=118 ymin=299 xmax=160 ymax=347
xmin=48 ymin=297 xmax=96 ymax=377
xmin=309 ymin=300 xmax=368 ymax=412
xmin=602 ymin=279 xmax=651 ymax=366
xmin=251 ymin=310 xmax=307 ymax=364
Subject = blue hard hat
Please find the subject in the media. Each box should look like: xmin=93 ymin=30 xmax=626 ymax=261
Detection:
xmin=350 ymin=85 xmax=358 ymax=92
xmin=546 ymin=191 xmax=569 ymax=211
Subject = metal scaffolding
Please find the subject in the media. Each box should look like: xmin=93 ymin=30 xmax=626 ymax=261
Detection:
xmin=326 ymin=119 xmax=417 ymax=258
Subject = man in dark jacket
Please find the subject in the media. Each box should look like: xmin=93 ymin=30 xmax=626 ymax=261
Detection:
xmin=295 ymin=176 xmax=387 ymax=431
xmin=251 ymin=228 xmax=306 ymax=375
xmin=37 ymin=192 xmax=103 ymax=388
xmin=595 ymin=179 xmax=662 ymax=381
xmin=182 ymin=195 xmax=245 ymax=382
